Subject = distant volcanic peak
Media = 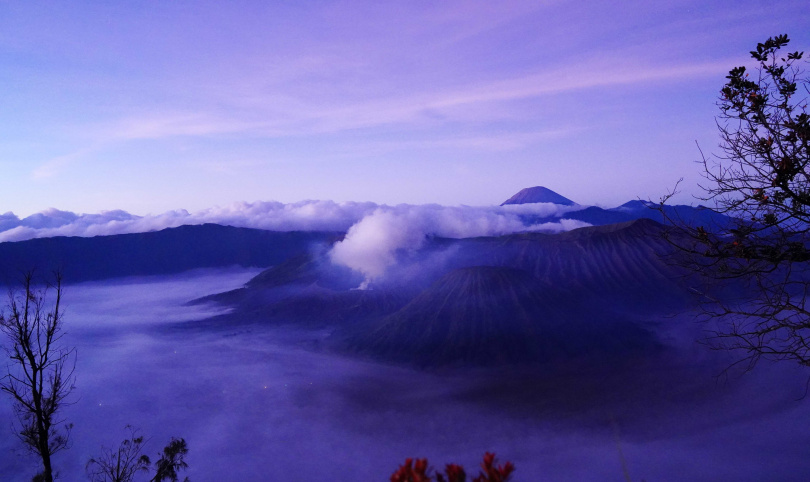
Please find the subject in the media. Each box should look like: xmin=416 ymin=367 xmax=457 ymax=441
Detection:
xmin=501 ymin=186 xmax=576 ymax=206
xmin=615 ymin=200 xmax=655 ymax=211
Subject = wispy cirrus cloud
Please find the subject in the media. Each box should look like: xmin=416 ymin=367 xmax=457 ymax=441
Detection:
xmin=32 ymin=145 xmax=103 ymax=179
xmin=15 ymin=0 xmax=804 ymax=216
xmin=33 ymin=52 xmax=731 ymax=181
xmin=60 ymin=55 xmax=734 ymax=146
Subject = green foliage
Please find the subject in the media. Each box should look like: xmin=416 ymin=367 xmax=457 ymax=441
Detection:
xmin=661 ymin=34 xmax=810 ymax=369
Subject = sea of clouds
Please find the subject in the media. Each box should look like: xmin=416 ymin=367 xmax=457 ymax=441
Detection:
xmin=0 ymin=201 xmax=587 ymax=243
xmin=3 ymin=270 xmax=809 ymax=481
xmin=1 ymin=201 xmax=591 ymax=280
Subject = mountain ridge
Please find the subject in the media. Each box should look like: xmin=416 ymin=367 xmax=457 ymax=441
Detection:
xmin=0 ymin=223 xmax=340 ymax=285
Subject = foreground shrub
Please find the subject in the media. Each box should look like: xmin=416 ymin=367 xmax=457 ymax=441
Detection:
xmin=390 ymin=452 xmax=514 ymax=482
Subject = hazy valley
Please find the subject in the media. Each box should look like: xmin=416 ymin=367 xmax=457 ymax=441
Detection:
xmin=2 ymin=188 xmax=809 ymax=481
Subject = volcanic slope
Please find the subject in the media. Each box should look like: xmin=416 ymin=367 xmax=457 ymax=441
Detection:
xmin=440 ymin=218 xmax=693 ymax=311
xmin=193 ymin=252 xmax=413 ymax=328
xmin=341 ymin=265 xmax=660 ymax=367
xmin=197 ymin=219 xmax=696 ymax=367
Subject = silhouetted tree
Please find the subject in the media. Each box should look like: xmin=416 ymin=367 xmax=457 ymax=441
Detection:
xmin=86 ymin=426 xmax=150 ymax=482
xmin=659 ymin=34 xmax=810 ymax=370
xmin=87 ymin=427 xmax=190 ymax=482
xmin=150 ymin=438 xmax=189 ymax=482
xmin=0 ymin=272 xmax=75 ymax=482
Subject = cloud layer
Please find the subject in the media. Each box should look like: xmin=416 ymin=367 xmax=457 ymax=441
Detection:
xmin=0 ymin=201 xmax=584 ymax=243
xmin=0 ymin=201 xmax=588 ymax=283
xmin=0 ymin=201 xmax=379 ymax=242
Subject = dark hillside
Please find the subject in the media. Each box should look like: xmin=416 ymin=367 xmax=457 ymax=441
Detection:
xmin=200 ymin=219 xmax=694 ymax=368
xmin=341 ymin=266 xmax=659 ymax=367
xmin=0 ymin=224 xmax=339 ymax=285
xmin=427 ymin=219 xmax=693 ymax=311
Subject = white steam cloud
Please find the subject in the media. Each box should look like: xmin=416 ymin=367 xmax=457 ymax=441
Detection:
xmin=329 ymin=203 xmax=589 ymax=281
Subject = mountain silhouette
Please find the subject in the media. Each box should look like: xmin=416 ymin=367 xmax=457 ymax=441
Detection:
xmin=501 ymin=186 xmax=576 ymax=206
xmin=0 ymin=224 xmax=339 ymax=285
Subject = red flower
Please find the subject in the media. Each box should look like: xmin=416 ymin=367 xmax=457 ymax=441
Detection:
xmin=390 ymin=457 xmax=432 ymax=482
xmin=442 ymin=463 xmax=466 ymax=482
xmin=391 ymin=453 xmax=514 ymax=482
xmin=473 ymin=452 xmax=515 ymax=482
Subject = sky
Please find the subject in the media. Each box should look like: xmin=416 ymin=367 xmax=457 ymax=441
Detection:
xmin=1 ymin=0 xmax=808 ymax=217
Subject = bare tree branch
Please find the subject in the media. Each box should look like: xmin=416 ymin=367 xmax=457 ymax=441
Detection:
xmin=0 ymin=271 xmax=75 ymax=482
xmin=656 ymin=35 xmax=810 ymax=371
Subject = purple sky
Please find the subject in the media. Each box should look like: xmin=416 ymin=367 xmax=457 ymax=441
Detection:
xmin=1 ymin=1 xmax=808 ymax=216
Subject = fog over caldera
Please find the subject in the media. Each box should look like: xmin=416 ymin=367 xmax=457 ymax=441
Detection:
xmin=1 ymin=188 xmax=809 ymax=481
